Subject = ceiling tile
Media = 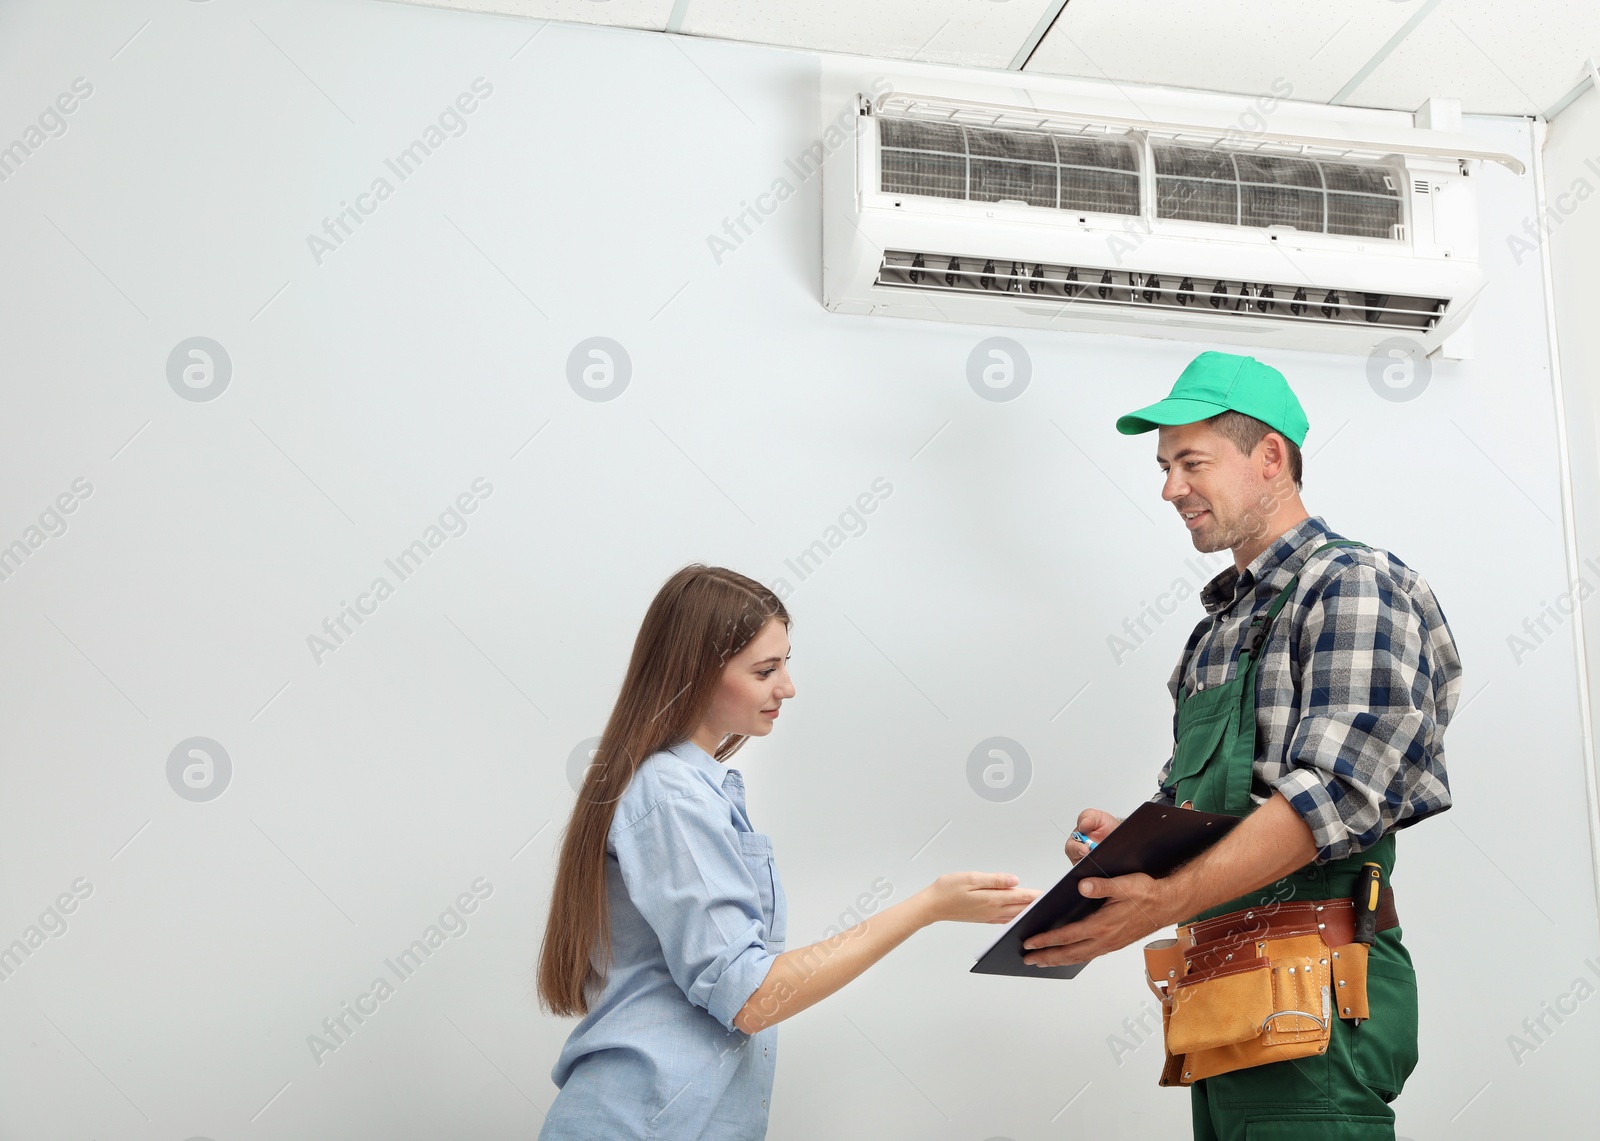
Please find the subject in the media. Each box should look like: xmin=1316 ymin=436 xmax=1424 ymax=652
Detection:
xmin=1025 ymin=0 xmax=1421 ymax=105
xmin=367 ymin=0 xmax=1600 ymax=117
xmin=1350 ymin=2 xmax=1600 ymax=116
xmin=382 ymin=0 xmax=677 ymax=32
xmin=679 ymin=0 xmax=1061 ymax=71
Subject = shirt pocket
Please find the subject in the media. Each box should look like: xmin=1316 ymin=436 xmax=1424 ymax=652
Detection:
xmin=738 ymin=832 xmax=785 ymax=947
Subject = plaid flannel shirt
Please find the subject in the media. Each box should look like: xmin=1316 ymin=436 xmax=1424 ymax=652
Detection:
xmin=1154 ymin=516 xmax=1462 ymax=862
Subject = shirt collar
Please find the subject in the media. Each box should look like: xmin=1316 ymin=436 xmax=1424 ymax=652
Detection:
xmin=665 ymin=739 xmax=744 ymax=801
xmin=1198 ymin=516 xmax=1334 ymax=615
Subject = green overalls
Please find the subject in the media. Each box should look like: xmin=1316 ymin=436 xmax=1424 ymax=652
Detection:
xmin=1164 ymin=541 xmax=1420 ymax=1141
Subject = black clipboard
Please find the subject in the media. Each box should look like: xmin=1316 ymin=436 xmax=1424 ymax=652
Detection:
xmin=971 ymin=802 xmax=1241 ymax=979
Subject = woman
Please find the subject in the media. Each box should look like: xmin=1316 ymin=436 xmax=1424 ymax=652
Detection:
xmin=537 ymin=565 xmax=1035 ymax=1140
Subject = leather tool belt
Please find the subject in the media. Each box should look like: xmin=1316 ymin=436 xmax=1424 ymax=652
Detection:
xmin=1142 ymin=888 xmax=1398 ymax=1087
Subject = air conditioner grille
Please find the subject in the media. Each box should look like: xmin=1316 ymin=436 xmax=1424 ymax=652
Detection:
xmin=876 ymin=250 xmax=1446 ymax=333
xmin=1153 ymin=143 xmax=1403 ymax=240
xmin=878 ymin=117 xmax=1140 ymax=215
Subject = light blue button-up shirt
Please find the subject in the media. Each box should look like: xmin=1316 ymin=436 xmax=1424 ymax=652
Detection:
xmin=541 ymin=739 xmax=787 ymax=1140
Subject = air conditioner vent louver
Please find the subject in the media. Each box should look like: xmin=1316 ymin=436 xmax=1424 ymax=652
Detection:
xmin=878 ymin=250 xmax=1447 ymax=333
xmin=1152 ymin=143 xmax=1403 ymax=239
xmin=878 ymin=117 xmax=1141 ymax=215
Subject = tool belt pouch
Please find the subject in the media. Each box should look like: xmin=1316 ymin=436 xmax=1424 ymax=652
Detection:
xmin=1329 ymin=940 xmax=1370 ymax=1020
xmin=1142 ymin=940 xmax=1189 ymax=1087
xmin=1152 ymin=932 xmax=1334 ymax=1087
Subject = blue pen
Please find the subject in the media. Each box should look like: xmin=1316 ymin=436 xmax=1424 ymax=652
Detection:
xmin=1070 ymin=830 xmax=1099 ymax=852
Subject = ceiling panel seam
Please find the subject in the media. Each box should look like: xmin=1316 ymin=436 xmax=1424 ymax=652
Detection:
xmin=1330 ymin=0 xmax=1442 ymax=105
xmin=1011 ymin=0 xmax=1072 ymax=71
xmin=1545 ymin=57 xmax=1600 ymax=121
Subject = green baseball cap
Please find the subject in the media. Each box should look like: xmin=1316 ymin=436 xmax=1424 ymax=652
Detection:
xmin=1115 ymin=351 xmax=1309 ymax=447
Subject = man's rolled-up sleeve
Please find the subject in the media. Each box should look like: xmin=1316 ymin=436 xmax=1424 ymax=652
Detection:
xmin=611 ymin=794 xmax=777 ymax=1031
xmin=1274 ymin=562 xmax=1453 ymax=862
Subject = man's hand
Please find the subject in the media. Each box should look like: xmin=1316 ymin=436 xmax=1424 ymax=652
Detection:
xmin=1020 ymin=871 xmax=1176 ymax=967
xmin=1064 ymin=807 xmax=1121 ymax=864
xmin=1027 ymin=793 xmax=1321 ymax=968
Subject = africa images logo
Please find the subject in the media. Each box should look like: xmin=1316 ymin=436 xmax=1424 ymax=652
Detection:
xmin=967 ymin=737 xmax=1032 ymax=803
xmin=167 ymin=737 xmax=232 ymax=802
xmin=167 ymin=337 xmax=232 ymax=402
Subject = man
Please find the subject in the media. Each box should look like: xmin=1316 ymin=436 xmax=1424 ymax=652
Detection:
xmin=1021 ymin=351 xmax=1461 ymax=1140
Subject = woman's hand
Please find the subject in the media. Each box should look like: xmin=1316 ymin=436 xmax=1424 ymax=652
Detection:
xmin=1064 ymin=808 xmax=1122 ymax=864
xmin=918 ymin=872 xmax=1039 ymax=925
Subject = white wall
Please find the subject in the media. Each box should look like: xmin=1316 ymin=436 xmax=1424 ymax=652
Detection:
xmin=0 ymin=1 xmax=1595 ymax=1138
xmin=1544 ymin=76 xmax=1600 ymax=977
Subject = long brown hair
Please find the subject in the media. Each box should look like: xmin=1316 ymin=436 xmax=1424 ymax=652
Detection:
xmin=537 ymin=564 xmax=789 ymax=1016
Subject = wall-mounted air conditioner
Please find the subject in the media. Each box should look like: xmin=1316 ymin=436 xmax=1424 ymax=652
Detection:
xmin=821 ymin=63 xmax=1525 ymax=358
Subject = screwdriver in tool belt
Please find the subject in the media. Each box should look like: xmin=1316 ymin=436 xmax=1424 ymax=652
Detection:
xmin=1353 ymin=862 xmax=1383 ymax=944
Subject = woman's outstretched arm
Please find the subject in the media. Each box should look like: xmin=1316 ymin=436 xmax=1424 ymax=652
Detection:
xmin=732 ymin=872 xmax=1037 ymax=1033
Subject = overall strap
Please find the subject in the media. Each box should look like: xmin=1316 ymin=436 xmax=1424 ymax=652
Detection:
xmin=1177 ymin=538 xmax=1368 ymax=694
xmin=1178 ymin=535 xmax=1375 ymax=921
xmin=1236 ymin=539 xmax=1366 ymax=669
